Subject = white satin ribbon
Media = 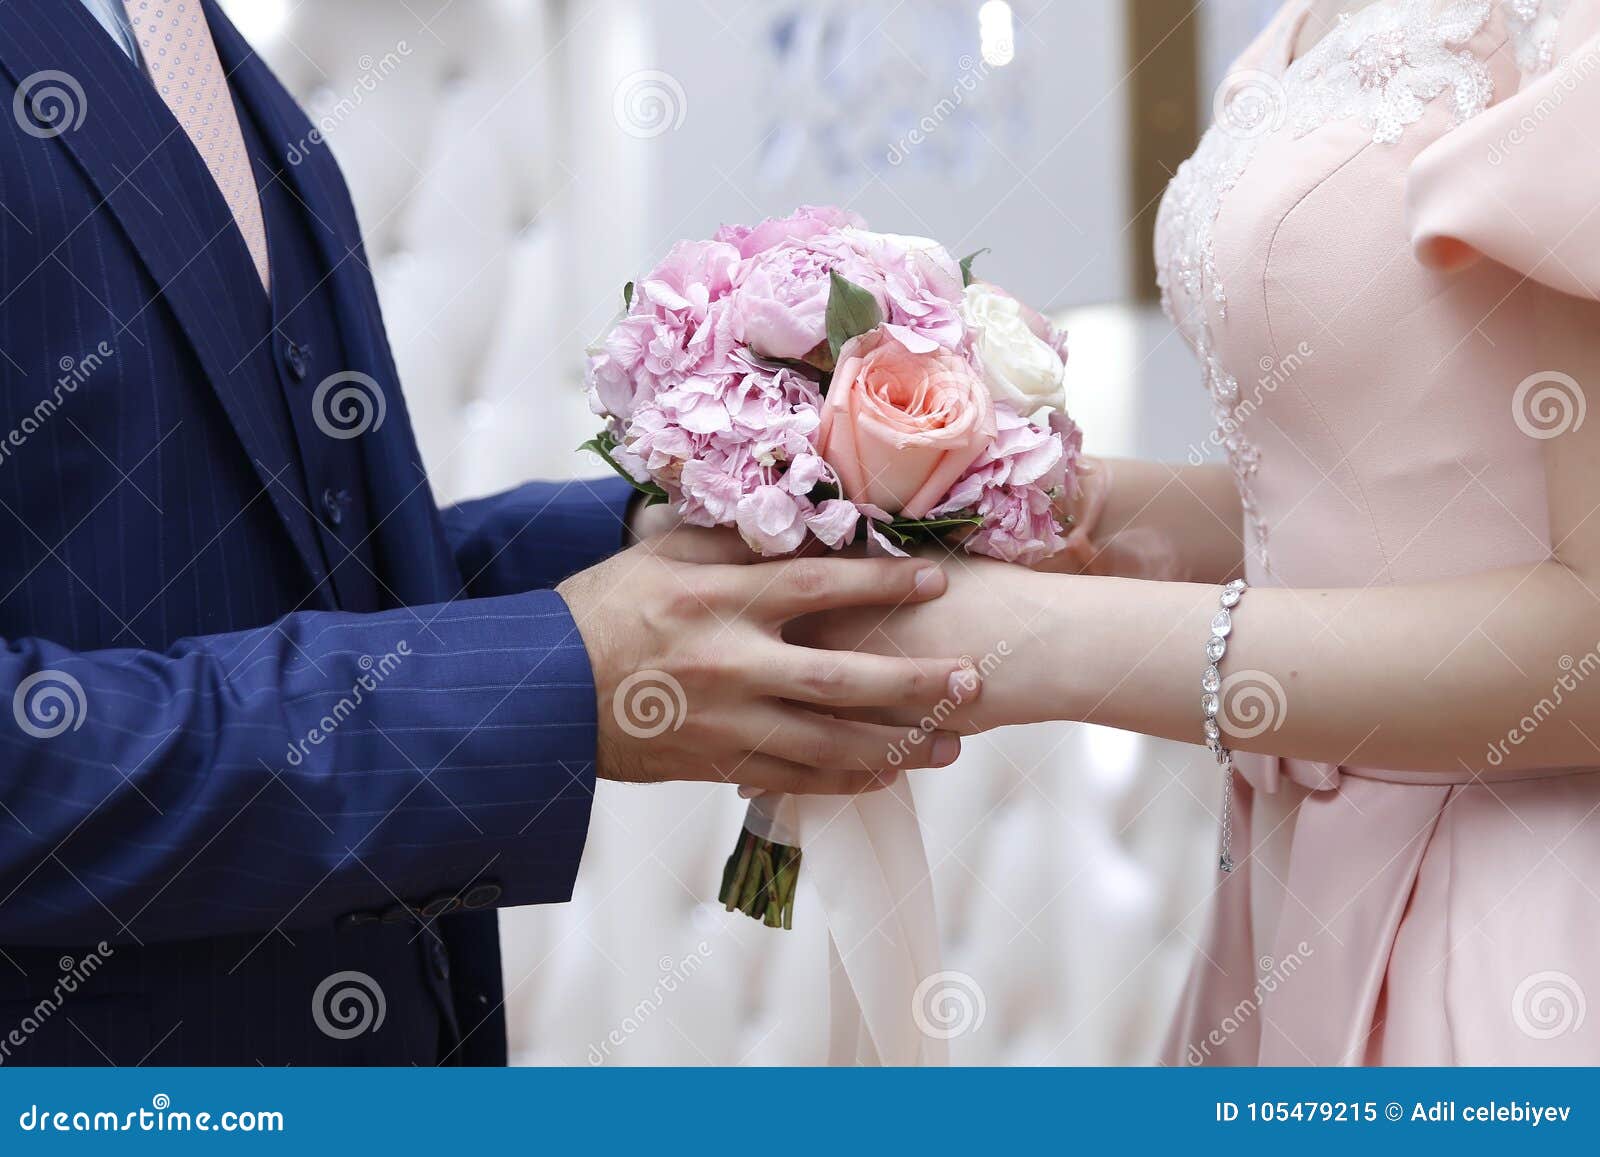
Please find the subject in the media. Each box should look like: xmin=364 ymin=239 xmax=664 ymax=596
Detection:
xmin=785 ymin=775 xmax=946 ymax=1066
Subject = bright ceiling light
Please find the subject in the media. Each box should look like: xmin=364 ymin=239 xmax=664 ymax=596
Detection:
xmin=979 ymin=0 xmax=1015 ymax=67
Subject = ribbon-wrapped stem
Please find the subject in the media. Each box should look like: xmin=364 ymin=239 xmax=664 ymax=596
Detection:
xmin=719 ymin=793 xmax=803 ymax=929
xmin=719 ymin=827 xmax=802 ymax=928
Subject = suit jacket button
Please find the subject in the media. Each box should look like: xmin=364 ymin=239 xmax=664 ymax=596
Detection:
xmin=462 ymin=883 xmax=502 ymax=910
xmin=420 ymin=894 xmax=461 ymax=919
xmin=320 ymin=487 xmax=347 ymax=527
xmin=284 ymin=339 xmax=308 ymax=380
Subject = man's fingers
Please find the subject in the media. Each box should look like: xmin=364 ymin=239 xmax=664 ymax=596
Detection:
xmin=744 ymin=710 xmax=962 ymax=772
xmin=644 ymin=526 xmax=761 ymax=565
xmin=825 ymin=704 xmax=983 ymax=736
xmin=760 ymin=647 xmax=981 ymax=710
xmin=746 ymin=557 xmax=947 ymax=620
xmin=708 ymin=756 xmax=898 ymax=796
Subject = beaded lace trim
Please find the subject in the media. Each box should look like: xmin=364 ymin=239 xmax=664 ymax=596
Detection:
xmin=1155 ymin=0 xmax=1497 ymax=571
xmin=1154 ymin=124 xmax=1265 ymax=564
xmin=1286 ymin=0 xmax=1494 ymax=144
xmin=1502 ymin=0 xmax=1571 ymax=73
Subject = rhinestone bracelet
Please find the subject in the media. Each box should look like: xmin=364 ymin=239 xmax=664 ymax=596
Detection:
xmin=1202 ymin=578 xmax=1248 ymax=873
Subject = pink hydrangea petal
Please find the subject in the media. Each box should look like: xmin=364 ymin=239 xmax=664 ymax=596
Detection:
xmin=736 ymin=485 xmax=808 ymax=555
xmin=782 ymin=453 xmax=829 ymax=496
xmin=881 ymin=324 xmax=940 ymax=354
xmin=805 ymin=499 xmax=861 ymax=548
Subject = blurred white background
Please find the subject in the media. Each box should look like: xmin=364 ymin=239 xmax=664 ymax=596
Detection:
xmin=219 ymin=0 xmax=1274 ymax=1064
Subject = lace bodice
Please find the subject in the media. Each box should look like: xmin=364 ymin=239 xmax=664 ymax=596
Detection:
xmin=1284 ymin=0 xmax=1494 ymax=143
xmin=1154 ymin=0 xmax=1570 ymax=573
xmin=1504 ymin=0 xmax=1572 ymax=71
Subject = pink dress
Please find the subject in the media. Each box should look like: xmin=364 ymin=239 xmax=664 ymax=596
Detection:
xmin=1155 ymin=0 xmax=1600 ymax=1064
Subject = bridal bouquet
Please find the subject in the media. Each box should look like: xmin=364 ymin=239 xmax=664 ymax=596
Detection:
xmin=583 ymin=206 xmax=1080 ymax=927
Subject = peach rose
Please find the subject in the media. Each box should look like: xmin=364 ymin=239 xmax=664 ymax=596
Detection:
xmin=817 ymin=328 xmax=996 ymax=519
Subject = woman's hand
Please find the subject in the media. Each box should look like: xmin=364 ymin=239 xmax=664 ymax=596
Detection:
xmin=1033 ymin=457 xmax=1243 ymax=583
xmin=1052 ymin=455 xmax=1115 ymax=573
xmin=788 ymin=553 xmax=1055 ymax=736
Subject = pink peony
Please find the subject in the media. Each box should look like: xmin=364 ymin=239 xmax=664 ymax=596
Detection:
xmin=726 ymin=228 xmax=969 ymax=364
xmin=830 ymin=229 xmax=966 ymax=352
xmin=713 ymin=205 xmax=865 ymax=259
xmin=727 ymin=241 xmax=836 ymax=362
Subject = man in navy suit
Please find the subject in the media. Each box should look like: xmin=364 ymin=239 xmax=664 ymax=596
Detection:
xmin=0 ymin=0 xmax=966 ymax=1064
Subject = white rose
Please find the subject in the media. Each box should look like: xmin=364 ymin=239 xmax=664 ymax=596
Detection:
xmin=959 ymin=283 xmax=1066 ymax=413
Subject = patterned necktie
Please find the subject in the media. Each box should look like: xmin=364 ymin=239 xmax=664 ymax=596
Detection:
xmin=120 ymin=0 xmax=271 ymax=291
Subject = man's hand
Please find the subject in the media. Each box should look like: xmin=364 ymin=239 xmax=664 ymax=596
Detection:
xmin=556 ymin=528 xmax=979 ymax=794
xmin=623 ymin=495 xmax=680 ymax=543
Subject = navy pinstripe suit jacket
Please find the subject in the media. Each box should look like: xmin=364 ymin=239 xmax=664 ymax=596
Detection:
xmin=0 ymin=0 xmax=630 ymax=1064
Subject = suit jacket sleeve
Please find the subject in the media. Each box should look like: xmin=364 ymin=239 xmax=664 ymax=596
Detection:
xmin=441 ymin=477 xmax=635 ymax=598
xmin=0 ymin=588 xmax=600 ymax=945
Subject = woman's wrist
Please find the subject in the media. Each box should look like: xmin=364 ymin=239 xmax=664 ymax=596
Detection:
xmin=1020 ymin=572 xmax=1218 ymax=732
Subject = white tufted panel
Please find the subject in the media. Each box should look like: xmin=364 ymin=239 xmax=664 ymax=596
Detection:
xmin=226 ymin=0 xmax=1226 ymax=1065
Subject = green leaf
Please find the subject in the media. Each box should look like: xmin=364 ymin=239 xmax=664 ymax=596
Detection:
xmin=959 ymin=248 xmax=990 ymax=288
xmin=578 ymin=431 xmax=669 ymax=506
xmin=622 ymin=281 xmax=634 ymax=311
xmin=825 ymin=270 xmax=883 ymax=360
xmin=890 ymin=515 xmax=985 ymax=533
xmin=874 ymin=512 xmax=985 ymax=548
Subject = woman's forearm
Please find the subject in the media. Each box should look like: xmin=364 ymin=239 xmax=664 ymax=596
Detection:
xmin=851 ymin=557 xmax=1600 ymax=775
xmin=1044 ymin=458 xmax=1244 ymax=583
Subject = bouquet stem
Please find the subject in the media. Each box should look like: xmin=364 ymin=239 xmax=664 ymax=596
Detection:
xmin=719 ymin=825 xmax=802 ymax=929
